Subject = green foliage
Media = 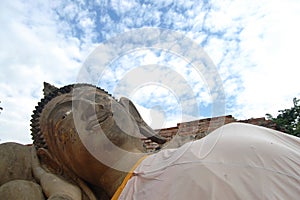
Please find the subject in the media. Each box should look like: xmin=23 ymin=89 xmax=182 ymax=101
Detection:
xmin=266 ymin=98 xmax=300 ymax=137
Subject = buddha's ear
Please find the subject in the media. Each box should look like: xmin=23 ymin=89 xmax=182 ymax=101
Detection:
xmin=119 ymin=97 xmax=143 ymax=121
xmin=119 ymin=97 xmax=167 ymax=144
xmin=43 ymin=82 xmax=58 ymax=97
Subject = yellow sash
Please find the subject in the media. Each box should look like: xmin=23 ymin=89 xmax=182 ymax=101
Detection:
xmin=111 ymin=155 xmax=148 ymax=200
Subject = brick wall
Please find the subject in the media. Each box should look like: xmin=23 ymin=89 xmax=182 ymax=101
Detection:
xmin=143 ymin=115 xmax=277 ymax=152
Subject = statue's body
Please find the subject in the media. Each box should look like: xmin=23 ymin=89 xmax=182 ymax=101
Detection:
xmin=0 ymin=82 xmax=299 ymax=199
xmin=118 ymin=123 xmax=300 ymax=199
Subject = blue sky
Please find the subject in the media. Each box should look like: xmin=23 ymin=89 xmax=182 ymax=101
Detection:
xmin=1 ymin=0 xmax=300 ymax=144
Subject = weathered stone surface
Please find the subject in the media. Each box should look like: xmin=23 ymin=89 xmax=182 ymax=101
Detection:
xmin=0 ymin=142 xmax=33 ymax=186
xmin=163 ymin=134 xmax=195 ymax=149
xmin=0 ymin=179 xmax=44 ymax=200
xmin=48 ymin=194 xmax=73 ymax=200
xmin=30 ymin=83 xmax=165 ymax=198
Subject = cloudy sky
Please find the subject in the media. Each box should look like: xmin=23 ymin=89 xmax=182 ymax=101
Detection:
xmin=1 ymin=0 xmax=299 ymax=144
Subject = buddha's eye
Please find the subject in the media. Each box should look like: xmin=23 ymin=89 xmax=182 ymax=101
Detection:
xmin=62 ymin=110 xmax=72 ymax=119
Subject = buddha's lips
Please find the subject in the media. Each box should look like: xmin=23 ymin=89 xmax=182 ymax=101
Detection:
xmin=86 ymin=112 xmax=112 ymax=130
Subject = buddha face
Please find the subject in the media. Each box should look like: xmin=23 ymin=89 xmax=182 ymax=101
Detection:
xmin=39 ymin=85 xmax=144 ymax=186
xmin=72 ymin=86 xmax=143 ymax=147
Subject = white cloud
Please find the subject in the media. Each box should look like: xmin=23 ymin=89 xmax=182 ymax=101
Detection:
xmin=110 ymin=0 xmax=138 ymax=15
xmin=0 ymin=0 xmax=93 ymax=143
xmin=204 ymin=37 xmax=226 ymax=66
xmin=232 ymin=0 xmax=300 ymax=118
xmin=197 ymin=0 xmax=300 ymax=119
xmin=1 ymin=0 xmax=300 ymax=144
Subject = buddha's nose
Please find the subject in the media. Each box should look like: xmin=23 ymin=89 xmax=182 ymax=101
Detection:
xmin=79 ymin=101 xmax=106 ymax=121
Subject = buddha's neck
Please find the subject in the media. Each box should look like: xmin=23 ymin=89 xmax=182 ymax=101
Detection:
xmin=99 ymin=147 xmax=147 ymax=197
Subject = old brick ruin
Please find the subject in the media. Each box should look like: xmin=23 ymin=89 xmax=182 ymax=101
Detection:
xmin=143 ymin=115 xmax=277 ymax=152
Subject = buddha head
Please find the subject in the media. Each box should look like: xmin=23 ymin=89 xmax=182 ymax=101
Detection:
xmin=30 ymin=82 xmax=166 ymax=190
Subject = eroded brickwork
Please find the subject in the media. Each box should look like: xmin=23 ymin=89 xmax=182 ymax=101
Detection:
xmin=143 ymin=115 xmax=277 ymax=152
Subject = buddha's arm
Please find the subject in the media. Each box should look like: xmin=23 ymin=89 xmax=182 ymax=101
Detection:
xmin=31 ymin=146 xmax=82 ymax=200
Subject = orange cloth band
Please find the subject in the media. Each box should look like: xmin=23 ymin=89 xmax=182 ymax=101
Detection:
xmin=111 ymin=155 xmax=148 ymax=200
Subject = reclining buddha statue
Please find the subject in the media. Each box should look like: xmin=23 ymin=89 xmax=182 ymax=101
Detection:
xmin=0 ymin=82 xmax=299 ymax=199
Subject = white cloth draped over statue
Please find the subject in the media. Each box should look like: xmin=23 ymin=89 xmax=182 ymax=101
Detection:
xmin=119 ymin=123 xmax=300 ymax=199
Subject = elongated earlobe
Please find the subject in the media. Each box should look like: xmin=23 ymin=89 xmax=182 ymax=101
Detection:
xmin=119 ymin=97 xmax=167 ymax=144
